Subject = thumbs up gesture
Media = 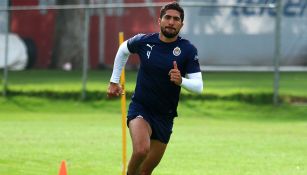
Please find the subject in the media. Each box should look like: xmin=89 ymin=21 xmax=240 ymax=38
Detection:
xmin=169 ymin=61 xmax=182 ymax=85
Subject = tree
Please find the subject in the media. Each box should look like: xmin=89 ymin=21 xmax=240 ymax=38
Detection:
xmin=50 ymin=0 xmax=86 ymax=69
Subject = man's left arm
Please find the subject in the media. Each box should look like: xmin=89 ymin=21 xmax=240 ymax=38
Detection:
xmin=181 ymin=44 xmax=203 ymax=94
xmin=180 ymin=72 xmax=203 ymax=94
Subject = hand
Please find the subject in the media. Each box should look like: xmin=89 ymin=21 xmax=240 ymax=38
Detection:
xmin=169 ymin=61 xmax=182 ymax=85
xmin=107 ymin=82 xmax=123 ymax=98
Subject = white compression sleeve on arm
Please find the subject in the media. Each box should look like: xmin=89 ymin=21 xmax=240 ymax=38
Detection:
xmin=110 ymin=40 xmax=130 ymax=83
xmin=180 ymin=72 xmax=203 ymax=94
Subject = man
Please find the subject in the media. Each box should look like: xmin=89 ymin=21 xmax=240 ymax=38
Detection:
xmin=107 ymin=2 xmax=203 ymax=175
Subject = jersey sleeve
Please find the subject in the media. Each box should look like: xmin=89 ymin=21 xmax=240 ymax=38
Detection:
xmin=127 ymin=33 xmax=146 ymax=53
xmin=185 ymin=45 xmax=201 ymax=74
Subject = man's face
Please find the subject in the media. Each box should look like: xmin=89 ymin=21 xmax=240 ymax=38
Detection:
xmin=159 ymin=9 xmax=183 ymax=39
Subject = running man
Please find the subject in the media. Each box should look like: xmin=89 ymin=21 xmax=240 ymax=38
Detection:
xmin=107 ymin=2 xmax=203 ymax=175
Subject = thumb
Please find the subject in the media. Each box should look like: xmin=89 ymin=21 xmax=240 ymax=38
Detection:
xmin=173 ymin=61 xmax=178 ymax=70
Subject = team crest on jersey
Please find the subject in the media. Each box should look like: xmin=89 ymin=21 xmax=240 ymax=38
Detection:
xmin=173 ymin=47 xmax=181 ymax=56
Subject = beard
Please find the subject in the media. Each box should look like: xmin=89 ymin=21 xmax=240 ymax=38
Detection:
xmin=160 ymin=26 xmax=179 ymax=38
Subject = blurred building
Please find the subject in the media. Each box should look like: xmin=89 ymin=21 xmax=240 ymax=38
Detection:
xmin=2 ymin=0 xmax=307 ymax=69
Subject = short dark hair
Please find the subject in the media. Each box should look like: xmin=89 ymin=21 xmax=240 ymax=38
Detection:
xmin=160 ymin=1 xmax=184 ymax=22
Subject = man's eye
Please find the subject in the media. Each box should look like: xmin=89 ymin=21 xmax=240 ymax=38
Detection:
xmin=173 ymin=17 xmax=180 ymax=21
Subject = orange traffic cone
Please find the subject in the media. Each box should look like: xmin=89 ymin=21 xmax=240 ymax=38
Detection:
xmin=58 ymin=160 xmax=67 ymax=175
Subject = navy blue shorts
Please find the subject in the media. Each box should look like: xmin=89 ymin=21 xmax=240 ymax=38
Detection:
xmin=127 ymin=101 xmax=174 ymax=144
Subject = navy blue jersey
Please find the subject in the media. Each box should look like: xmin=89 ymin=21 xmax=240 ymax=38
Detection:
xmin=127 ymin=33 xmax=200 ymax=117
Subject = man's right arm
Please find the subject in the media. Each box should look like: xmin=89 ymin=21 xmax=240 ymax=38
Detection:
xmin=110 ymin=40 xmax=131 ymax=83
xmin=107 ymin=40 xmax=131 ymax=97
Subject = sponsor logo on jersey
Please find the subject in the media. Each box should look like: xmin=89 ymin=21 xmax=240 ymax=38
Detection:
xmin=173 ymin=47 xmax=181 ymax=56
xmin=146 ymin=44 xmax=155 ymax=59
xmin=146 ymin=44 xmax=155 ymax=50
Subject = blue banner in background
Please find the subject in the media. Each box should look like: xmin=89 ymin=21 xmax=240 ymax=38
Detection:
xmin=198 ymin=0 xmax=307 ymax=17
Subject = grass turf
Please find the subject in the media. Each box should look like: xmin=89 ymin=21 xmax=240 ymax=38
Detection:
xmin=1 ymin=70 xmax=307 ymax=174
xmin=0 ymin=96 xmax=307 ymax=175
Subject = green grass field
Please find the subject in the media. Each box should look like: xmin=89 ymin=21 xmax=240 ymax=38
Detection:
xmin=1 ymin=70 xmax=307 ymax=174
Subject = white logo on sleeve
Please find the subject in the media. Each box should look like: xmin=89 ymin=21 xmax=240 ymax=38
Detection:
xmin=173 ymin=46 xmax=181 ymax=56
xmin=146 ymin=44 xmax=155 ymax=59
xmin=194 ymin=55 xmax=199 ymax=60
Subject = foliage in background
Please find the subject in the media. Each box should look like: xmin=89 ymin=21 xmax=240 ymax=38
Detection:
xmin=0 ymin=70 xmax=307 ymax=104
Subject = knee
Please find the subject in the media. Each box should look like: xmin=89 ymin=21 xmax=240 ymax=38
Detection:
xmin=133 ymin=146 xmax=150 ymax=159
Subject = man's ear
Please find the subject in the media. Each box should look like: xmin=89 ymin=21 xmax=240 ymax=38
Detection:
xmin=179 ymin=22 xmax=184 ymax=30
xmin=158 ymin=18 xmax=161 ymax=25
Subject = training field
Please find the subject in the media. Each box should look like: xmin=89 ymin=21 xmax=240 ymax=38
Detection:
xmin=1 ymin=70 xmax=307 ymax=175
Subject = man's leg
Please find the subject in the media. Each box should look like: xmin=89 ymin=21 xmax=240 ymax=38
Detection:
xmin=139 ymin=140 xmax=167 ymax=175
xmin=127 ymin=116 xmax=152 ymax=175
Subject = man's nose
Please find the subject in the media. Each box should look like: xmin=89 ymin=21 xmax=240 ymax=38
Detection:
xmin=168 ymin=18 xmax=175 ymax=25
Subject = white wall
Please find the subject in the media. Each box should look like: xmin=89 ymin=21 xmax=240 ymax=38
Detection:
xmin=180 ymin=0 xmax=307 ymax=66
